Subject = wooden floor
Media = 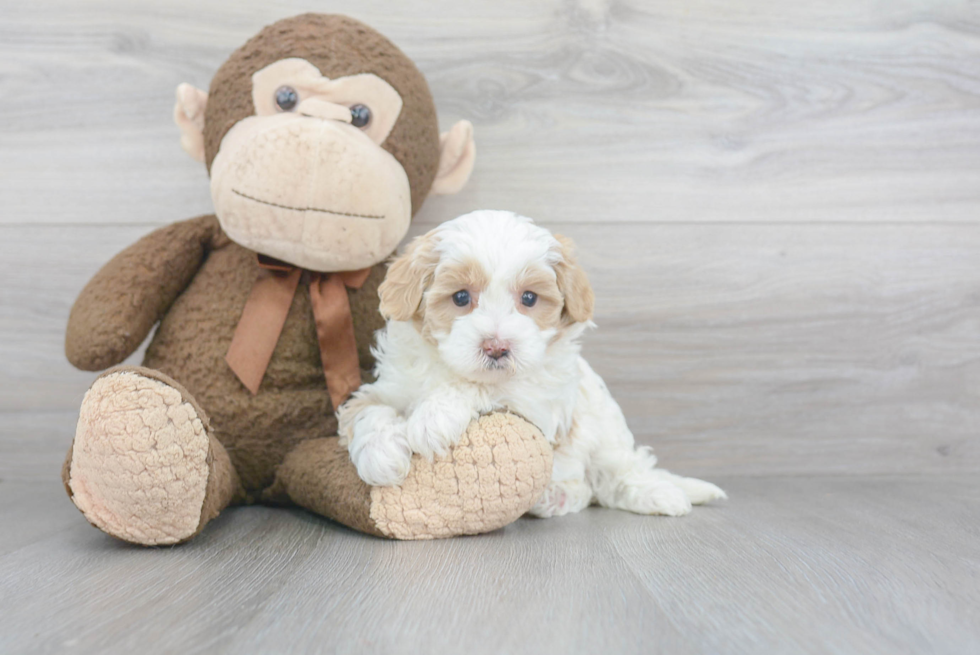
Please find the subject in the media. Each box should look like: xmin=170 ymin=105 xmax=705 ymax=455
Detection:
xmin=2 ymin=1 xmax=979 ymax=653
xmin=1 ymin=474 xmax=978 ymax=655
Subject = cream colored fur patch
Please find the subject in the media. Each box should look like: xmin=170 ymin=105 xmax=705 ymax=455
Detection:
xmin=69 ymin=371 xmax=210 ymax=545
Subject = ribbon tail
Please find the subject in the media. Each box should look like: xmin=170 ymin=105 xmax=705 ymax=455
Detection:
xmin=310 ymin=273 xmax=363 ymax=409
xmin=226 ymin=268 xmax=302 ymax=394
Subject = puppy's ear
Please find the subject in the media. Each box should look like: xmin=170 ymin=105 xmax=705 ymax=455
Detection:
xmin=379 ymin=232 xmax=440 ymax=321
xmin=554 ymin=234 xmax=595 ymax=324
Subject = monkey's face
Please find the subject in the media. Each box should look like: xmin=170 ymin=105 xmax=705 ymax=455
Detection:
xmin=174 ymin=14 xmax=476 ymax=273
xmin=209 ymin=59 xmax=411 ymax=272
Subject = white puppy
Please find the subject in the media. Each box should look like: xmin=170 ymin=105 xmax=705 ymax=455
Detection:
xmin=338 ymin=210 xmax=725 ymax=517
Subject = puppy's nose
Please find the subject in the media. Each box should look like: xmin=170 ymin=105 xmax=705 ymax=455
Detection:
xmin=482 ymin=338 xmax=510 ymax=361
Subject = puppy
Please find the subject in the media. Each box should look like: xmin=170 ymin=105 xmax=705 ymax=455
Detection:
xmin=338 ymin=210 xmax=726 ymax=517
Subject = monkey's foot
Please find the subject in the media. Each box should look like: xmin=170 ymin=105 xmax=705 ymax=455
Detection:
xmin=64 ymin=367 xmax=223 ymax=546
xmin=274 ymin=412 xmax=554 ymax=539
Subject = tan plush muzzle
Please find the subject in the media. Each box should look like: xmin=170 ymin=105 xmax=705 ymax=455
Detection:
xmin=210 ymin=113 xmax=412 ymax=272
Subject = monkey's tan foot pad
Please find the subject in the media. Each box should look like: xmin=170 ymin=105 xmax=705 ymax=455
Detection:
xmin=64 ymin=367 xmax=213 ymax=546
xmin=374 ymin=412 xmax=553 ymax=539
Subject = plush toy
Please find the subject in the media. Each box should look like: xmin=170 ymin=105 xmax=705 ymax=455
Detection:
xmin=61 ymin=14 xmax=552 ymax=545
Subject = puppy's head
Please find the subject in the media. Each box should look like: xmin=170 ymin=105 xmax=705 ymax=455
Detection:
xmin=379 ymin=210 xmax=594 ymax=382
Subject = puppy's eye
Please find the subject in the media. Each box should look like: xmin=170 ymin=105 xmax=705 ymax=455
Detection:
xmin=350 ymin=104 xmax=372 ymax=128
xmin=275 ymin=86 xmax=299 ymax=111
xmin=452 ymin=290 xmax=470 ymax=307
xmin=521 ymin=291 xmax=538 ymax=307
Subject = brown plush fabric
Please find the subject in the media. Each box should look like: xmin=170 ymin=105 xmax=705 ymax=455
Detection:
xmin=196 ymin=433 xmax=244 ymax=538
xmin=66 ymin=215 xmax=384 ymax=495
xmin=65 ymin=216 xmax=222 ymax=371
xmin=203 ymin=13 xmax=440 ymax=216
xmin=127 ymin=215 xmax=387 ymax=493
xmin=267 ymin=437 xmax=386 ymax=538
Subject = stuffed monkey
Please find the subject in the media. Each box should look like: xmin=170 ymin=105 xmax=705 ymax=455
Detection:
xmin=61 ymin=14 xmax=551 ymax=544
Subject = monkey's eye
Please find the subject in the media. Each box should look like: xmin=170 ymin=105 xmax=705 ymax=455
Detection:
xmin=350 ymin=104 xmax=372 ymax=128
xmin=521 ymin=291 xmax=538 ymax=307
xmin=452 ymin=290 xmax=470 ymax=307
xmin=275 ymin=86 xmax=298 ymax=111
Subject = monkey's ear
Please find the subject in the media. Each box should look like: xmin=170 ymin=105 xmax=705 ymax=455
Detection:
xmin=429 ymin=120 xmax=476 ymax=196
xmin=173 ymin=83 xmax=208 ymax=163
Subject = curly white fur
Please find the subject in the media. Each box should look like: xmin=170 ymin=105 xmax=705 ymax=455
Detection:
xmin=338 ymin=210 xmax=726 ymax=517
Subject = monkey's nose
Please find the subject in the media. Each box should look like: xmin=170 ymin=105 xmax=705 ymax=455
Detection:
xmin=297 ymin=98 xmax=352 ymax=122
xmin=482 ymin=338 xmax=510 ymax=361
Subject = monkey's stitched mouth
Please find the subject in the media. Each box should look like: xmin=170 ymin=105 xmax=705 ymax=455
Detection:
xmin=232 ymin=189 xmax=385 ymax=220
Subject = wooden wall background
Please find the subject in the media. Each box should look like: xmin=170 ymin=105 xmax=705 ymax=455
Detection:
xmin=2 ymin=0 xmax=979 ymax=481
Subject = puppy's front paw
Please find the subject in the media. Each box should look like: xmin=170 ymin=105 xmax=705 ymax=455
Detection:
xmin=405 ymin=398 xmax=474 ymax=460
xmin=348 ymin=420 xmax=412 ymax=487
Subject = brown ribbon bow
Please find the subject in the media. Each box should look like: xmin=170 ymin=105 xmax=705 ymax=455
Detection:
xmin=225 ymin=254 xmax=372 ymax=408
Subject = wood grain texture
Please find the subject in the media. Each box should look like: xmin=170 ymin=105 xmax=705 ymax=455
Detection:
xmin=0 ymin=475 xmax=977 ymax=654
xmin=1 ymin=0 xmax=979 ymax=226
xmin=2 ymin=2 xmax=980 ymax=653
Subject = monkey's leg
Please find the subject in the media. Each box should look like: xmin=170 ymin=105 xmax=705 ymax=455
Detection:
xmin=63 ymin=366 xmax=243 ymax=546
xmin=268 ymin=412 xmax=553 ymax=540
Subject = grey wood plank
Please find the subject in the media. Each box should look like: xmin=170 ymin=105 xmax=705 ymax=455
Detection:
xmin=1 ymin=475 xmax=977 ymax=655
xmin=0 ymin=411 xmax=76 ymax=482
xmin=3 ymin=222 xmax=978 ymax=476
xmin=0 ymin=478 xmax=79 ymax=556
xmin=2 ymin=0 xmax=979 ymax=226
xmin=609 ymin=476 xmax=980 ymax=655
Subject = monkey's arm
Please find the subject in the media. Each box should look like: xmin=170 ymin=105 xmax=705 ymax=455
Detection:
xmin=65 ymin=215 xmax=221 ymax=371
